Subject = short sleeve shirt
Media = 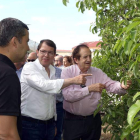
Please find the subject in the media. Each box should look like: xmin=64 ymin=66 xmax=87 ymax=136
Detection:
xmin=0 ymin=54 xmax=21 ymax=130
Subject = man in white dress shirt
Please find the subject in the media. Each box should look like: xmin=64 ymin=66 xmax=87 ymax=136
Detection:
xmin=20 ymin=39 xmax=91 ymax=140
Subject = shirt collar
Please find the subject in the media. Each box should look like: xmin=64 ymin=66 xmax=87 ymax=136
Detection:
xmin=35 ymin=59 xmax=45 ymax=70
xmin=75 ymin=64 xmax=91 ymax=74
xmin=0 ymin=54 xmax=16 ymax=71
xmin=35 ymin=58 xmax=55 ymax=77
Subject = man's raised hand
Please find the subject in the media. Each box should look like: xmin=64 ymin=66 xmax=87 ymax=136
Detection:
xmin=73 ymin=74 xmax=92 ymax=85
xmin=88 ymin=83 xmax=106 ymax=93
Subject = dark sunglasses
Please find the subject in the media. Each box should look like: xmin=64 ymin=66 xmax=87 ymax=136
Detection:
xmin=27 ymin=59 xmax=35 ymax=62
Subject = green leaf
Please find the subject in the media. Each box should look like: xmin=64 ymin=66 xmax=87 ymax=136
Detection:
xmin=80 ymin=1 xmax=85 ymax=13
xmin=92 ymin=27 xmax=94 ymax=34
xmin=124 ymin=40 xmax=133 ymax=55
xmin=129 ymin=62 xmax=135 ymax=71
xmin=129 ymin=43 xmax=140 ymax=60
xmin=116 ymin=28 xmax=123 ymax=37
xmin=96 ymin=41 xmax=103 ymax=47
xmin=133 ymin=17 xmax=140 ymax=22
xmin=131 ymin=121 xmax=140 ymax=132
xmin=127 ymin=100 xmax=140 ymax=125
xmin=62 ymin=0 xmax=67 ymax=6
xmin=120 ymin=77 xmax=125 ymax=85
xmin=118 ymin=19 xmax=125 ymax=25
xmin=131 ymin=30 xmax=137 ymax=41
xmin=112 ymin=111 xmax=115 ymax=117
xmin=94 ymin=26 xmax=97 ymax=33
xmin=113 ymin=40 xmax=121 ymax=52
xmin=133 ymin=13 xmax=140 ymax=17
xmin=126 ymin=21 xmax=140 ymax=33
xmin=76 ymin=1 xmax=80 ymax=8
xmin=121 ymin=121 xmax=140 ymax=139
xmin=136 ymin=54 xmax=140 ymax=62
xmin=103 ymin=124 xmax=110 ymax=133
xmin=121 ymin=126 xmax=131 ymax=140
xmin=127 ymin=98 xmax=132 ymax=107
xmin=121 ymin=0 xmax=125 ymax=5
xmin=133 ymin=92 xmax=140 ymax=102
xmin=133 ymin=63 xmax=139 ymax=77
xmin=139 ymin=127 xmax=140 ymax=140
xmin=89 ymin=24 xmax=93 ymax=32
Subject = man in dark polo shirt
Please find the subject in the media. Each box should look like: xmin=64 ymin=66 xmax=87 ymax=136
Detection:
xmin=0 ymin=18 xmax=29 ymax=140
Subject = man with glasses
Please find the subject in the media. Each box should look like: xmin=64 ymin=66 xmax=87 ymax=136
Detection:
xmin=27 ymin=52 xmax=37 ymax=62
xmin=20 ymin=39 xmax=91 ymax=140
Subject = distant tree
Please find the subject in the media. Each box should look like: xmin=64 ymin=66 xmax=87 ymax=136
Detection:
xmin=63 ymin=0 xmax=140 ymax=139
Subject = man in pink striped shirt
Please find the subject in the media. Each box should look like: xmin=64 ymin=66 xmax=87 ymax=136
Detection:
xmin=61 ymin=44 xmax=131 ymax=140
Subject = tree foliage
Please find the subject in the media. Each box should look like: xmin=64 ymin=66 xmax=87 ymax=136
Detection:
xmin=63 ymin=0 xmax=140 ymax=139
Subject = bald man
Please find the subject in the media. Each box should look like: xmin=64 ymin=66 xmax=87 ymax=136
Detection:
xmin=54 ymin=55 xmax=63 ymax=68
xmin=27 ymin=52 xmax=37 ymax=62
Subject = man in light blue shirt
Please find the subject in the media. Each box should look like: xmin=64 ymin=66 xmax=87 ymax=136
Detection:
xmin=54 ymin=66 xmax=64 ymax=140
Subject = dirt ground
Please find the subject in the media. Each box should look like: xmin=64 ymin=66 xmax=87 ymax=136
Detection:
xmin=100 ymin=125 xmax=112 ymax=140
xmin=100 ymin=132 xmax=112 ymax=140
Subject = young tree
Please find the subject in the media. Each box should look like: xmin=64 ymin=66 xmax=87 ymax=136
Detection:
xmin=63 ymin=0 xmax=140 ymax=139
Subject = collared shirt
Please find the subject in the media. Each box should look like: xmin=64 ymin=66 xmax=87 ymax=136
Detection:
xmin=59 ymin=65 xmax=64 ymax=69
xmin=0 ymin=54 xmax=21 ymax=132
xmin=16 ymin=67 xmax=23 ymax=80
xmin=55 ymin=66 xmax=63 ymax=102
xmin=20 ymin=59 xmax=64 ymax=121
xmin=16 ymin=62 xmax=27 ymax=80
xmin=61 ymin=64 xmax=126 ymax=116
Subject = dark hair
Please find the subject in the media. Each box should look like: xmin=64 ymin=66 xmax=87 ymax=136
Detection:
xmin=72 ymin=44 xmax=89 ymax=64
xmin=63 ymin=55 xmax=73 ymax=65
xmin=0 ymin=17 xmax=29 ymax=47
xmin=37 ymin=39 xmax=56 ymax=54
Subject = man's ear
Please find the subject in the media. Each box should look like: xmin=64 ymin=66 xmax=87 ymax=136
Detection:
xmin=10 ymin=37 xmax=18 ymax=48
xmin=36 ymin=50 xmax=39 ymax=57
xmin=74 ymin=58 xmax=78 ymax=64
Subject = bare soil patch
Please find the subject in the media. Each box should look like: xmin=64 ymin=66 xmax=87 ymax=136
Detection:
xmin=100 ymin=125 xmax=112 ymax=140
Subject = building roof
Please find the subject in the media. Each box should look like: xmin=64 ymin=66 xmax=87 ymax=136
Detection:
xmin=57 ymin=50 xmax=72 ymax=53
xmin=72 ymin=41 xmax=101 ymax=50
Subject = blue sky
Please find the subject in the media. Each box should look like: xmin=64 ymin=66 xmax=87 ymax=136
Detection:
xmin=0 ymin=0 xmax=101 ymax=50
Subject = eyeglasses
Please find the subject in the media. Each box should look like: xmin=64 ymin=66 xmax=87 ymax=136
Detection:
xmin=39 ymin=50 xmax=54 ymax=56
xmin=27 ymin=59 xmax=35 ymax=62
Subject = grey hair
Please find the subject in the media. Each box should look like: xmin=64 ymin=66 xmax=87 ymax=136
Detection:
xmin=0 ymin=17 xmax=29 ymax=47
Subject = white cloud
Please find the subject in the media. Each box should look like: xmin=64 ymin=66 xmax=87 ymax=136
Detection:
xmin=50 ymin=32 xmax=101 ymax=50
xmin=0 ymin=5 xmax=4 ymax=9
xmin=31 ymin=17 xmax=50 ymax=25
xmin=14 ymin=0 xmax=25 ymax=5
xmin=85 ymin=10 xmax=95 ymax=16
xmin=29 ymin=25 xmax=101 ymax=50
xmin=76 ymin=20 xmax=93 ymax=26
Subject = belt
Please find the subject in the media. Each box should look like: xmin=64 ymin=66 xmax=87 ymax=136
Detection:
xmin=56 ymin=100 xmax=62 ymax=103
xmin=21 ymin=116 xmax=54 ymax=124
xmin=65 ymin=111 xmax=94 ymax=119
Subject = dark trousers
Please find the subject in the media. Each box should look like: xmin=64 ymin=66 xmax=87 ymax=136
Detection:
xmin=54 ymin=102 xmax=64 ymax=140
xmin=63 ymin=111 xmax=102 ymax=140
xmin=21 ymin=116 xmax=55 ymax=140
